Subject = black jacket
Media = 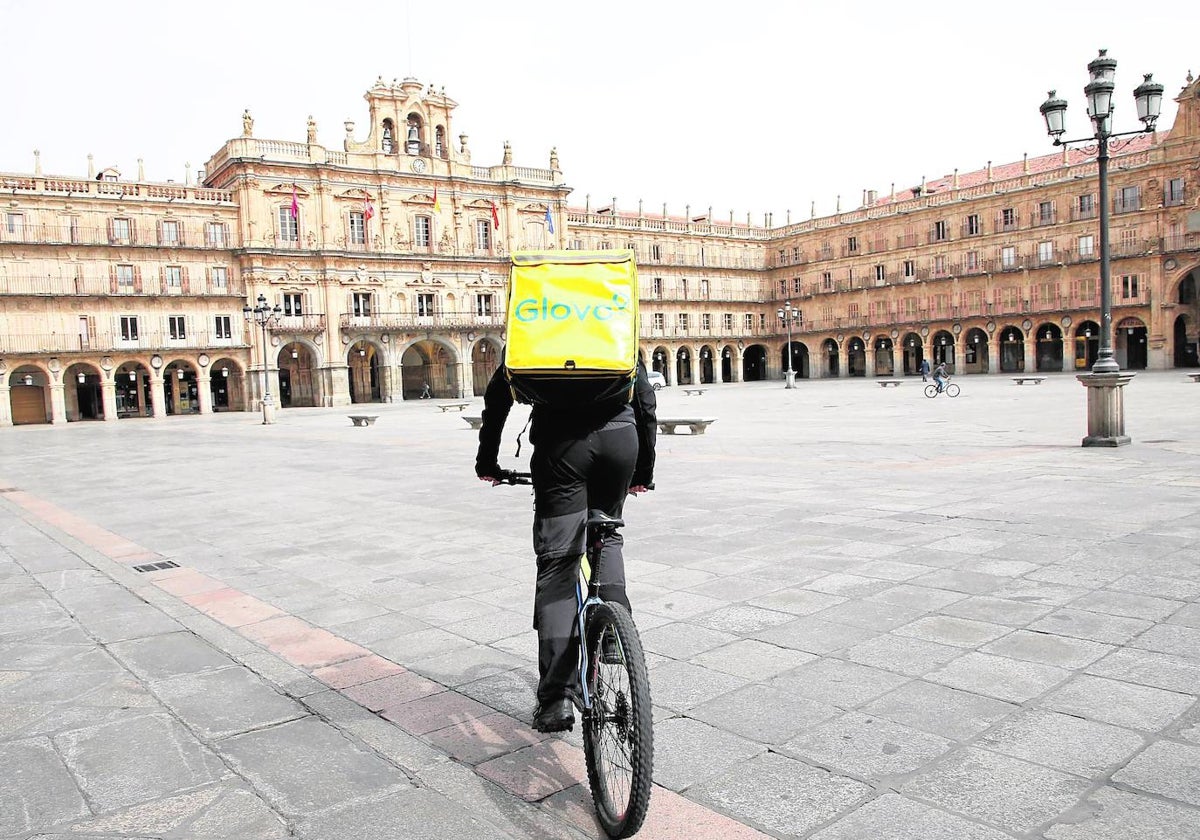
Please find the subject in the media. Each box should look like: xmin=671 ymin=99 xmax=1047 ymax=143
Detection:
xmin=475 ymin=357 xmax=657 ymax=488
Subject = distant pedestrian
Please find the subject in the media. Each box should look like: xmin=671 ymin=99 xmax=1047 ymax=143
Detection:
xmin=920 ymin=358 xmax=931 ymax=382
xmin=420 ymin=381 xmax=432 ymax=399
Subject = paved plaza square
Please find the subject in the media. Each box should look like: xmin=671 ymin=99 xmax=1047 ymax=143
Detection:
xmin=2 ymin=371 xmax=1199 ymax=839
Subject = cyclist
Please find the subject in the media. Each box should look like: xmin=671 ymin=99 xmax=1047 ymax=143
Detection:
xmin=933 ymin=361 xmax=949 ymax=392
xmin=476 ymin=354 xmax=657 ymax=732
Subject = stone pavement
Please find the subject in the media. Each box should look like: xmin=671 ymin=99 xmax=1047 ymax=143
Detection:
xmin=2 ymin=370 xmax=1200 ymax=839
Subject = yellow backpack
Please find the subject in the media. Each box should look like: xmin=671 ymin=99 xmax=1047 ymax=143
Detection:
xmin=504 ymin=250 xmax=640 ymax=407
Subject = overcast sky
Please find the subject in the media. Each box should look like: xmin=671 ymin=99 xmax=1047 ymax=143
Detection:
xmin=2 ymin=1 xmax=1194 ymax=227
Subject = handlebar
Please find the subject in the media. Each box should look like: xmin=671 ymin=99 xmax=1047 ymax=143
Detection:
xmin=494 ymin=470 xmax=533 ymax=486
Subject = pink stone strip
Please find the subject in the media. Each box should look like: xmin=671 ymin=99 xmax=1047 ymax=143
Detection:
xmin=8 ymin=488 xmax=773 ymax=838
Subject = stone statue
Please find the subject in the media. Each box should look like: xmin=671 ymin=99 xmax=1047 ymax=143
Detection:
xmin=503 ymin=141 xmax=512 ymax=165
xmin=307 ymin=115 xmax=317 ymax=145
xmin=550 ymin=147 xmax=559 ymax=170
xmin=242 ymin=109 xmax=254 ymax=137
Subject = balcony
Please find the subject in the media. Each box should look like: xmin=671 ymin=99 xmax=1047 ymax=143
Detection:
xmin=1071 ymin=205 xmax=1097 ymax=221
xmin=337 ymin=312 xmax=506 ymax=331
xmin=0 ymin=223 xmax=238 ymax=249
xmin=1031 ymin=208 xmax=1058 ymax=227
xmin=0 ymin=274 xmax=246 ymax=297
xmin=895 ymin=233 xmax=917 ymax=249
xmin=1163 ymin=233 xmax=1200 ymax=252
xmin=960 ymin=221 xmax=984 ymax=238
xmin=1 ymin=330 xmax=247 ymax=354
xmin=269 ymin=314 xmax=326 ymax=333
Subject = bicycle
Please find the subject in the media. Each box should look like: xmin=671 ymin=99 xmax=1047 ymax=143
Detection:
xmin=924 ymin=377 xmax=960 ymax=398
xmin=495 ymin=470 xmax=653 ymax=838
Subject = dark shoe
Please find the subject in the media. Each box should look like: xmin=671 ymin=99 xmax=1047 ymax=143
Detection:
xmin=532 ymin=698 xmax=574 ymax=732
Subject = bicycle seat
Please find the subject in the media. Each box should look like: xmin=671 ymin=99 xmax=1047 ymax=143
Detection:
xmin=586 ymin=511 xmax=625 ymax=530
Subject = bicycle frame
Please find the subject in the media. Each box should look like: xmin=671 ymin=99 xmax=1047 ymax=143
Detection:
xmin=575 ymin=522 xmax=617 ymax=712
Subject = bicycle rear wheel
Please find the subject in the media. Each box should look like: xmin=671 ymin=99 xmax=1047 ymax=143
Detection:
xmin=583 ymin=602 xmax=653 ymax=838
xmin=924 ymin=384 xmax=939 ymax=398
xmin=946 ymin=383 xmax=961 ymax=397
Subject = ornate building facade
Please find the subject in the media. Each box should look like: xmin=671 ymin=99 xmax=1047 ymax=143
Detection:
xmin=2 ymin=74 xmax=1199 ymax=424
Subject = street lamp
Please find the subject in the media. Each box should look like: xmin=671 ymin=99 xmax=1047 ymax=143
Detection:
xmin=777 ymin=301 xmax=801 ymax=388
xmin=1039 ymin=49 xmax=1161 ymax=446
xmin=243 ymin=292 xmax=282 ymax=424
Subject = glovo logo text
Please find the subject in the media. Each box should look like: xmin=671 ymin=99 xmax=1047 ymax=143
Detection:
xmin=514 ymin=293 xmax=630 ymax=323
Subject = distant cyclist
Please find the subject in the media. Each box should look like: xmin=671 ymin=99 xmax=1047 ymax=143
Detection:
xmin=476 ymin=353 xmax=657 ymax=732
xmin=932 ymin=361 xmax=949 ymax=392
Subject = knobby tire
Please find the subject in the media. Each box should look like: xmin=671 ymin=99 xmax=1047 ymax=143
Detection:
xmin=583 ymin=602 xmax=653 ymax=838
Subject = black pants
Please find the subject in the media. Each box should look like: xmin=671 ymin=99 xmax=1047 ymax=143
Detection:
xmin=530 ymin=420 xmax=637 ymax=705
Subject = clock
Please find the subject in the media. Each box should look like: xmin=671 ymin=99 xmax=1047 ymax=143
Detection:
xmin=411 ymin=158 xmax=427 ymax=173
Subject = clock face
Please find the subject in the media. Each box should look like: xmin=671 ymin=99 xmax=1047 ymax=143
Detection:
xmin=411 ymin=158 xmax=427 ymax=173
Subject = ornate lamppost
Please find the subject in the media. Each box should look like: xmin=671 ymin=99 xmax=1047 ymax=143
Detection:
xmin=778 ymin=301 xmax=800 ymax=388
xmin=1039 ymin=50 xmax=1162 ymax=446
xmin=243 ymin=292 xmax=282 ymax=424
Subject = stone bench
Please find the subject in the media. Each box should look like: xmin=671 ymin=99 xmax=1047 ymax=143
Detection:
xmin=1187 ymin=373 xmax=1200 ymax=383
xmin=683 ymin=388 xmax=708 ymax=396
xmin=1012 ymin=377 xmax=1046 ymax=385
xmin=876 ymin=379 xmax=902 ymax=388
xmin=437 ymin=402 xmax=470 ymax=412
xmin=347 ymin=415 xmax=379 ymax=427
xmin=658 ymin=418 xmax=717 ymax=435
xmin=463 ymin=415 xmax=484 ymax=430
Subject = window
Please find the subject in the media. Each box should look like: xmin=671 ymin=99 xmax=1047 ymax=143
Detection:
xmin=475 ymin=293 xmax=494 ymax=316
xmin=1001 ymin=208 xmax=1017 ymax=230
xmin=1166 ymin=178 xmax=1185 ymax=206
xmin=848 ymin=302 xmax=860 ymax=319
xmin=206 ymin=222 xmax=227 ymax=247
xmin=282 ymin=293 xmax=303 ymax=316
xmin=112 ymin=218 xmax=132 ymax=243
xmin=702 ymin=313 xmax=711 ymax=331
xmin=353 ymin=292 xmax=373 ymax=317
xmin=1077 ymin=194 xmax=1095 ymax=218
xmin=965 ymin=251 xmax=979 ymax=271
xmin=169 ymin=315 xmax=186 ymax=340
xmin=278 ymin=206 xmax=298 ymax=241
xmin=1078 ymin=235 xmax=1095 ymax=258
xmin=1038 ymin=282 xmax=1056 ymax=304
xmin=116 ymin=264 xmax=135 ymax=289
xmin=904 ymin=297 xmax=918 ymax=318
xmin=210 ymin=266 xmax=228 ymax=289
xmin=792 ymin=247 xmax=801 ymax=262
xmin=165 ymin=266 xmax=182 ymax=288
xmin=966 ymin=214 xmax=981 ymax=236
xmin=1038 ymin=241 xmax=1054 ymax=263
xmin=653 ymin=278 xmax=663 ymax=298
xmin=161 ymin=220 xmax=180 ymax=245
xmin=903 ymin=260 xmax=916 ymax=279
xmin=1116 ymin=185 xmax=1140 ymax=213
xmin=415 ymin=216 xmax=431 ymax=247
xmin=1121 ymin=274 xmax=1140 ymax=299
xmin=680 ymin=278 xmax=689 ymax=298
xmin=723 ymin=313 xmax=733 ymax=331
xmin=1079 ymin=277 xmax=1096 ymax=301
xmin=416 ymin=293 xmax=434 ymax=317
xmin=214 ymin=315 xmax=232 ymax=339
xmin=847 ymin=235 xmax=859 ymax=253
xmin=778 ymin=280 xmax=786 ymax=296
xmin=349 ymin=211 xmax=366 ymax=244
xmin=1001 ymin=246 xmax=1017 ymax=269
xmin=1037 ymin=201 xmax=1055 ymax=224
xmin=778 ymin=249 xmax=786 ymax=264
xmin=744 ymin=314 xmax=754 ymax=331
xmin=822 ymin=271 xmax=833 ymax=291
xmin=759 ymin=313 xmax=766 ymax=331
xmin=6 ymin=213 xmax=24 ymax=237
xmin=875 ymin=264 xmax=886 ymax=282
xmin=651 ymin=244 xmax=661 ymax=261
xmin=933 ymin=220 xmax=948 ymax=241
xmin=653 ymin=313 xmax=664 ymax=331
xmin=678 ymin=313 xmax=689 ymax=331
xmin=792 ymin=277 xmax=802 ymax=295
xmin=933 ymin=255 xmax=946 ymax=276
xmin=476 ymin=219 xmax=491 ymax=250
xmin=1119 ymin=228 xmax=1138 ymax=252
xmin=60 ymin=216 xmax=80 ymax=243
xmin=120 ymin=316 xmax=139 ymax=341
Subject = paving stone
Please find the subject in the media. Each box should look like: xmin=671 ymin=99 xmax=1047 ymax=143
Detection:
xmin=475 ymin=738 xmax=586 ymax=802
xmin=640 ymin=621 xmax=739 ymax=659
xmin=688 ymin=682 xmax=840 ymax=744
xmin=107 ymin=631 xmax=236 ymax=681
xmin=373 ymin=627 xmax=479 ymax=664
xmin=782 ymin=710 xmax=954 ymax=781
xmin=649 ymin=658 xmax=751 ymax=711
xmin=750 ymin=615 xmax=879 ymax=654
xmin=408 ymin=643 xmax=527 ymax=687
xmin=843 ymin=633 xmax=963 ymax=677
xmin=690 ymin=752 xmax=872 ymax=837
xmin=925 ymin=652 xmax=1069 ymax=703
xmin=771 ymin=658 xmax=910 ymax=708
xmin=1111 ymin=740 xmax=1200 ymax=806
xmin=340 ymin=670 xmax=444 ymax=713
xmin=804 ymin=572 xmax=895 ymax=598
xmin=1167 ymin=602 xmax=1200 ymax=629
xmin=301 ymin=688 xmax=448 ymax=773
xmin=690 ymin=604 xmax=795 ymax=635
xmin=847 ymin=560 xmax=937 ymax=581
xmin=1044 ymin=785 xmax=1200 ymax=840
xmin=1071 ymin=590 xmax=1184 ymax=622
xmin=980 ymin=629 xmax=1113 ymax=669
xmin=938 ymin=594 xmax=1055 ymax=627
xmin=1027 ymin=608 xmax=1154 ymax=644
xmin=809 ymin=792 xmax=1014 ymax=840
xmin=310 ymin=653 xmax=405 ymax=689
xmin=299 ymin=787 xmax=514 ymax=840
xmin=812 ymin=599 xmax=925 ymax=631
xmin=636 ymin=589 xmax=730 ymax=621
xmin=54 ymin=712 xmax=227 ymax=811
xmin=1042 ymin=674 xmax=1196 ymax=731
xmin=1107 ymin=573 xmax=1200 ymax=601
xmin=442 ymin=609 xmax=531 ymax=644
xmin=976 ymin=709 xmax=1145 ymax=776
xmin=380 ymin=689 xmax=494 ymax=735
xmin=1086 ymin=648 xmax=1200 ymax=694
xmin=690 ymin=638 xmax=815 ymax=681
xmin=861 ymin=680 xmax=1018 ymax=741
xmin=865 ymin=584 xmax=969 ymax=612
xmin=324 ymin=610 xmax=434 ymax=645
xmin=0 ymin=738 xmax=90 ymax=836
xmin=988 ymin=579 xmax=1089 ymax=606
xmin=66 ymin=782 xmax=286 ymax=839
xmin=904 ymin=746 xmax=1091 ymax=833
xmin=216 ymin=716 xmax=410 ymax=815
xmin=1131 ymin=624 xmax=1200 ymax=659
xmin=652 ymin=716 xmax=766 ymax=791
xmin=894 ymin=615 xmax=1011 ymax=648
xmin=422 ymin=710 xmax=549 ymax=765
xmin=150 ymin=666 xmax=306 ymax=740
xmin=909 ymin=569 xmax=1009 ymax=596
xmin=747 ymin=586 xmax=847 ymax=616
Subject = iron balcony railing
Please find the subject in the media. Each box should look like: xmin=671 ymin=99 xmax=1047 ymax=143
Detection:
xmin=0 ymin=274 xmax=246 ymax=297
xmin=1 ymin=330 xmax=248 ymax=354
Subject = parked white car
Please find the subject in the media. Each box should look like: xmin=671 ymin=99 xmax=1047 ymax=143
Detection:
xmin=646 ymin=371 xmax=667 ymax=390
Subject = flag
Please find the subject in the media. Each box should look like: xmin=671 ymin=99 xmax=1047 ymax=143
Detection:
xmin=363 ymin=195 xmax=375 ymax=222
xmin=290 ymin=183 xmax=299 ymax=219
xmin=490 ymin=201 xmax=500 ymax=230
xmin=544 ymin=204 xmax=554 ymax=234
xmin=433 ymin=185 xmax=441 ymax=212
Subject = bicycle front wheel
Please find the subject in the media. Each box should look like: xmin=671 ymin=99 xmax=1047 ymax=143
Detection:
xmin=924 ymin=385 xmax=939 ymax=399
xmin=946 ymin=383 xmax=961 ymax=397
xmin=583 ymin=602 xmax=653 ymax=838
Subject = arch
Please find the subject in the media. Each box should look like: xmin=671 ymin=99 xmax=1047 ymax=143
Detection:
xmin=64 ymin=362 xmax=103 ymax=421
xmin=347 ymin=340 xmax=384 ymax=404
xmin=782 ymin=341 xmax=810 ymax=379
xmin=435 ymin=125 xmax=448 ymax=159
xmin=162 ymin=360 xmax=200 ymax=415
xmin=471 ymin=338 xmax=501 ymax=393
xmin=381 ymin=118 xmax=396 ymax=154
xmin=210 ymin=357 xmax=247 ymax=412
xmin=963 ymin=327 xmax=990 ymax=373
xmin=901 ymin=332 xmax=923 ymax=375
xmin=873 ymin=335 xmax=895 ymax=376
xmin=1073 ymin=320 xmax=1100 ymax=371
xmin=698 ymin=344 xmax=717 ymax=384
xmin=846 ymin=337 xmax=866 ymax=377
xmin=114 ymin=361 xmax=152 ymax=418
xmin=651 ymin=345 xmax=671 ymax=385
xmin=400 ymin=338 xmax=460 ymax=399
xmin=822 ymin=338 xmax=840 ymax=378
xmin=1035 ymin=323 xmax=1064 ymax=372
xmin=720 ymin=344 xmax=737 ymax=383
xmin=931 ymin=330 xmax=956 ymax=369
xmin=742 ymin=345 xmax=768 ymax=381
xmin=675 ymin=346 xmax=693 ymax=386
xmin=999 ymin=325 xmax=1026 ymax=373
xmin=405 ymin=113 xmax=424 ymax=154
xmin=1173 ymin=268 xmax=1200 ymax=367
xmin=278 ymin=341 xmax=321 ymax=407
xmin=7 ymin=364 xmax=51 ymax=425
xmin=1116 ymin=316 xmax=1148 ymax=370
